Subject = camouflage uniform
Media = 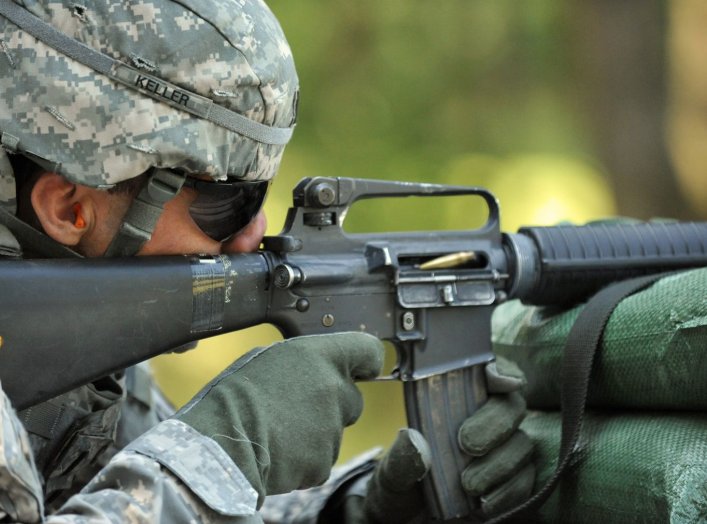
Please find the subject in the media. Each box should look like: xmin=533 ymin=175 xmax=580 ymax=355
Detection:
xmin=0 ymin=0 xmax=297 ymax=196
xmin=0 ymin=222 xmax=365 ymax=522
xmin=0 ymin=221 xmax=376 ymax=522
xmin=18 ymin=365 xmax=167 ymax=511
xmin=0 ymin=0 xmax=341 ymax=521
xmin=0 ymin=223 xmax=257 ymax=521
xmin=0 ymin=333 xmax=375 ymax=523
xmin=0 ymin=380 xmax=266 ymax=522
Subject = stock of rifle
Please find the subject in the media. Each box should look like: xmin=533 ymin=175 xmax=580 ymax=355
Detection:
xmin=1 ymin=177 xmax=705 ymax=520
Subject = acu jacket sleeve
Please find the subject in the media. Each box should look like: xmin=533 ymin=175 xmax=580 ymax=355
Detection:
xmin=0 ymin=385 xmax=263 ymax=523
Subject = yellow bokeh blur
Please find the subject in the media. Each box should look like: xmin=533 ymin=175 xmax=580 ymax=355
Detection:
xmin=443 ymin=153 xmax=617 ymax=231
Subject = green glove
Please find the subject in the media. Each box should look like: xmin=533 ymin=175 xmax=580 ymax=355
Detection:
xmin=175 ymin=332 xmax=384 ymax=506
xmin=335 ymin=357 xmax=535 ymax=523
xmin=458 ymin=357 xmax=535 ymax=517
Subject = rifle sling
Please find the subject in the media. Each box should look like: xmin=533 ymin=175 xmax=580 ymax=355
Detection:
xmin=485 ymin=272 xmax=668 ymax=523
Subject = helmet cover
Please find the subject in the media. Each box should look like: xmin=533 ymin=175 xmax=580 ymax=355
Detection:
xmin=0 ymin=0 xmax=299 ymax=209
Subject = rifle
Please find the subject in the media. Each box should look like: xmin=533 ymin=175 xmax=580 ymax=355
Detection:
xmin=1 ymin=177 xmax=706 ymax=520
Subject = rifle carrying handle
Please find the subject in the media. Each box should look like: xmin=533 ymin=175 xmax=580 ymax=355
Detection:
xmin=516 ymin=222 xmax=707 ymax=305
xmin=404 ymin=365 xmax=487 ymax=521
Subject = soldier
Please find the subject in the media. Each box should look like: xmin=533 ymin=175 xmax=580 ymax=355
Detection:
xmin=0 ymin=0 xmax=534 ymax=522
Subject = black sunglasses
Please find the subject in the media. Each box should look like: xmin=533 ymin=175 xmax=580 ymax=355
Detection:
xmin=182 ymin=177 xmax=271 ymax=242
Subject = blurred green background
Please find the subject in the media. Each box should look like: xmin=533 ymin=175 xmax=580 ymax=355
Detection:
xmin=152 ymin=1 xmax=706 ymax=462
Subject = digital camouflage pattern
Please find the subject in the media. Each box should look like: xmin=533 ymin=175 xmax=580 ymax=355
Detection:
xmin=0 ymin=222 xmax=385 ymax=520
xmin=1 ymin=381 xmax=380 ymax=523
xmin=19 ymin=363 xmax=174 ymax=512
xmin=0 ymin=148 xmax=15 ymax=212
xmin=0 ymin=382 xmax=43 ymax=522
xmin=124 ymin=419 xmax=258 ymax=516
xmin=0 ymin=0 xmax=298 ymax=207
xmin=1 ymin=384 xmax=265 ymax=522
xmin=0 ymin=220 xmax=369 ymax=522
xmin=260 ymin=448 xmax=380 ymax=524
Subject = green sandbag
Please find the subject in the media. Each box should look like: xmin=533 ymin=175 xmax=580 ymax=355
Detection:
xmin=520 ymin=410 xmax=707 ymax=524
xmin=492 ymin=268 xmax=707 ymax=410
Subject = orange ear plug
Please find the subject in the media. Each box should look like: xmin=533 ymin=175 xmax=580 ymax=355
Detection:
xmin=72 ymin=203 xmax=86 ymax=229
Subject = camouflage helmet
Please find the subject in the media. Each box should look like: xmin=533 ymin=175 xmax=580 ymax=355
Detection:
xmin=0 ymin=0 xmax=298 ymax=206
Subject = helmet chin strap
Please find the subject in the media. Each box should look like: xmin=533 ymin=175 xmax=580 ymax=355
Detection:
xmin=103 ymin=169 xmax=186 ymax=257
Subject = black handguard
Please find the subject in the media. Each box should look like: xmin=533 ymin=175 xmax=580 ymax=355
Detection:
xmin=0 ymin=177 xmax=705 ymax=521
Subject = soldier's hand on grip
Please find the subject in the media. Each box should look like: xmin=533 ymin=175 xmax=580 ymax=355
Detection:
xmin=174 ymin=332 xmax=384 ymax=506
xmin=333 ymin=356 xmax=535 ymax=523
xmin=458 ymin=356 xmax=535 ymax=517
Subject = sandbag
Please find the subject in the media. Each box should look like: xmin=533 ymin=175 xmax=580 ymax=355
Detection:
xmin=519 ymin=410 xmax=707 ymax=524
xmin=492 ymin=268 xmax=707 ymax=410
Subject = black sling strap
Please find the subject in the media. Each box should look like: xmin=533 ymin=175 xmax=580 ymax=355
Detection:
xmin=486 ymin=272 xmax=668 ymax=523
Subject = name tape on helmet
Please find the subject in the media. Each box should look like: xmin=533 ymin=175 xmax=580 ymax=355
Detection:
xmin=114 ymin=64 xmax=205 ymax=115
xmin=0 ymin=1 xmax=294 ymax=146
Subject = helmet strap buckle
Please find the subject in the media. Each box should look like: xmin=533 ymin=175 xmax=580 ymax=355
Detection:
xmin=103 ymin=169 xmax=186 ymax=257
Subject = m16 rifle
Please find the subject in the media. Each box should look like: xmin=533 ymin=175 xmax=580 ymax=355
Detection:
xmin=1 ymin=177 xmax=705 ymax=520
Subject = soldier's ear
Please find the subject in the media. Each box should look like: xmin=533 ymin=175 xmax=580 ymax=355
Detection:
xmin=31 ymin=172 xmax=92 ymax=246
